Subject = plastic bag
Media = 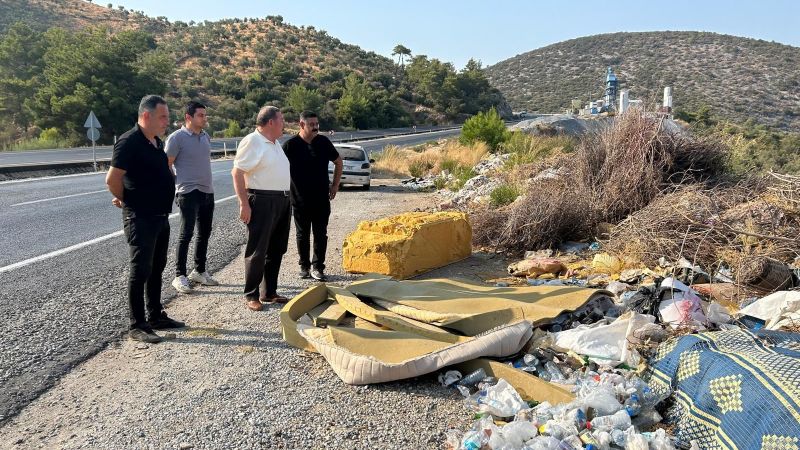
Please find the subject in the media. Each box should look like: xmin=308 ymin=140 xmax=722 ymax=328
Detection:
xmin=474 ymin=378 xmax=528 ymax=418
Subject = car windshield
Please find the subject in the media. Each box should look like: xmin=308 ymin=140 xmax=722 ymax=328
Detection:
xmin=338 ymin=148 xmax=366 ymax=161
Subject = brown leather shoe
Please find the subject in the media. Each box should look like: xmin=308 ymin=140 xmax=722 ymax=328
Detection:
xmin=263 ymin=294 xmax=290 ymax=304
xmin=246 ymin=299 xmax=263 ymax=311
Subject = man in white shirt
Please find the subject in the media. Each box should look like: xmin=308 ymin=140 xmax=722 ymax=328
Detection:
xmin=231 ymin=106 xmax=292 ymax=312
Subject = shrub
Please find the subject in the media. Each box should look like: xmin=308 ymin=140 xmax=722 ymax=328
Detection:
xmin=408 ymin=160 xmax=433 ymax=178
xmin=223 ymin=120 xmax=242 ymax=138
xmin=460 ymin=107 xmax=509 ymax=151
xmin=490 ymin=184 xmax=520 ymax=207
xmin=502 ymin=132 xmax=577 ymax=168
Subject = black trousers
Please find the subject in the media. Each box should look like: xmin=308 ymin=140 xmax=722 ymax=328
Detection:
xmin=243 ymin=191 xmax=291 ymax=301
xmin=292 ymin=200 xmax=331 ymax=271
xmin=123 ymin=209 xmax=169 ymax=329
xmin=175 ymin=190 xmax=215 ymax=276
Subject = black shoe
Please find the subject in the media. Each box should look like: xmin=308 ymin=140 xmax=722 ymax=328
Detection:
xmin=129 ymin=327 xmax=163 ymax=344
xmin=148 ymin=313 xmax=186 ymax=330
xmin=299 ymin=267 xmax=311 ymax=279
xmin=310 ymin=268 xmax=327 ymax=281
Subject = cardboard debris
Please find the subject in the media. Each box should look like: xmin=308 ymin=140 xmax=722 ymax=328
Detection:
xmin=342 ymin=212 xmax=472 ymax=279
xmin=279 ymin=276 xmax=597 ymax=403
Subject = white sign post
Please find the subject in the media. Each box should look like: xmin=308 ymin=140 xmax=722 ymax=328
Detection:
xmin=84 ymin=111 xmax=102 ymax=171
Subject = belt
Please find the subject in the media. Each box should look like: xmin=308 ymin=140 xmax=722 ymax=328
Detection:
xmin=248 ymin=188 xmax=290 ymax=196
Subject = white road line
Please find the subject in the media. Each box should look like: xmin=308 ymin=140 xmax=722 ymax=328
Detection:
xmin=11 ymin=189 xmax=108 ymax=206
xmin=0 ymin=171 xmax=104 ymax=185
xmin=0 ymin=159 xmax=233 ymax=185
xmin=0 ymin=194 xmax=237 ymax=275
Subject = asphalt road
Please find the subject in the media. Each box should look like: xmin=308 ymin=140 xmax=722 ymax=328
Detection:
xmin=0 ymin=125 xmax=456 ymax=167
xmin=0 ymin=128 xmax=458 ymax=424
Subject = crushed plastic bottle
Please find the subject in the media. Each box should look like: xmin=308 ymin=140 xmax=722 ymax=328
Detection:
xmin=458 ymin=368 xmax=487 ymax=387
xmin=460 ymin=428 xmax=489 ymax=450
xmin=544 ymin=361 xmax=566 ymax=383
xmin=538 ymin=421 xmax=572 ymax=440
xmin=610 ymin=428 xmax=627 ymax=447
xmin=471 ymin=378 xmax=528 ymax=418
xmin=623 ymin=393 xmax=641 ymax=417
xmin=558 ymin=435 xmax=584 ymax=449
xmin=527 ymin=435 xmax=562 ymax=450
xmin=588 ymin=410 xmax=632 ymax=431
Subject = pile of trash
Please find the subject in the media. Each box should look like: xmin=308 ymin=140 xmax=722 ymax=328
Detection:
xmin=442 ymin=368 xmax=674 ymax=450
xmin=434 ymin=244 xmax=800 ymax=449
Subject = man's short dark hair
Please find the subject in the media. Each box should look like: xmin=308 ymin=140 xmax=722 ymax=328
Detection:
xmin=185 ymin=101 xmax=206 ymax=118
xmin=299 ymin=111 xmax=318 ymax=122
xmin=138 ymin=95 xmax=167 ymax=115
xmin=256 ymin=106 xmax=280 ymax=127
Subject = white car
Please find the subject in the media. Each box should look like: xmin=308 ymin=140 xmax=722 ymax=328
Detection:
xmin=330 ymin=144 xmax=373 ymax=190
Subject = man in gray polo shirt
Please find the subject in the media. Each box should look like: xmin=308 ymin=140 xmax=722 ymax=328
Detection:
xmin=165 ymin=101 xmax=218 ymax=293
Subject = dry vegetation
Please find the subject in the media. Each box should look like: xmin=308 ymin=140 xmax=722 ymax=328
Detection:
xmin=472 ymin=110 xmax=800 ymax=274
xmin=374 ymin=140 xmax=489 ymax=178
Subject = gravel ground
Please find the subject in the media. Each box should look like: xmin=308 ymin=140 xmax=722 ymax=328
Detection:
xmin=0 ymin=179 xmax=485 ymax=450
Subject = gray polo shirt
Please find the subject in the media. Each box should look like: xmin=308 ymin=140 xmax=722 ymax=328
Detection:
xmin=165 ymin=126 xmax=214 ymax=194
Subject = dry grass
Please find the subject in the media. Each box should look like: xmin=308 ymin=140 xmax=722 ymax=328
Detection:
xmin=473 ymin=110 xmax=732 ymax=253
xmin=373 ymin=140 xmax=489 ymax=178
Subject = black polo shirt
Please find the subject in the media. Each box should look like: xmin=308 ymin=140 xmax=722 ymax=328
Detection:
xmin=282 ymin=134 xmax=339 ymax=206
xmin=111 ymin=125 xmax=175 ymax=216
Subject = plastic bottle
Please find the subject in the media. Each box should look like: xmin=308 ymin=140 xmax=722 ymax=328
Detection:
xmin=458 ymin=368 xmax=487 ymax=387
xmin=624 ymin=393 xmax=641 ymax=417
xmin=588 ymin=410 xmax=632 ymax=431
xmin=566 ymin=407 xmax=588 ymax=430
xmin=608 ymin=428 xmax=625 ymax=447
xmin=524 ymin=353 xmax=540 ymax=366
xmin=527 ymin=436 xmax=562 ymax=450
xmin=558 ymin=435 xmax=584 ymax=450
xmin=538 ymin=421 xmax=571 ymax=440
xmin=544 ymin=361 xmax=566 ymax=383
xmin=460 ymin=429 xmax=488 ymax=450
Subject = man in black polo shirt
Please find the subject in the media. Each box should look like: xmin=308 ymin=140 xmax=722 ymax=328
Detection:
xmin=282 ymin=111 xmax=343 ymax=281
xmin=106 ymin=95 xmax=186 ymax=344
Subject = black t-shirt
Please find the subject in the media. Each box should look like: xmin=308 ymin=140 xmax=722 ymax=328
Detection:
xmin=111 ymin=125 xmax=175 ymax=216
xmin=282 ymin=134 xmax=339 ymax=205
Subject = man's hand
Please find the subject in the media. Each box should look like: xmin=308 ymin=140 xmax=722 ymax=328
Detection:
xmin=112 ymin=198 xmax=123 ymax=208
xmin=329 ymin=184 xmax=339 ymax=200
xmin=239 ymin=202 xmax=252 ymax=224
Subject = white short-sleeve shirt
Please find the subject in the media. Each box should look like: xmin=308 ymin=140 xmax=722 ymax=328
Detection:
xmin=233 ymin=131 xmax=290 ymax=190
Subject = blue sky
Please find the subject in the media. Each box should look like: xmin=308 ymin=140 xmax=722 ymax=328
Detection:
xmin=110 ymin=0 xmax=800 ymax=69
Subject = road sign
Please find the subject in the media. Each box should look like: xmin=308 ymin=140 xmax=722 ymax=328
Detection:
xmin=84 ymin=111 xmax=102 ymax=129
xmin=87 ymin=128 xmax=100 ymax=141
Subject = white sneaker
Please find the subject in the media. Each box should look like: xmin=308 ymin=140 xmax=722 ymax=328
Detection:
xmin=172 ymin=275 xmax=194 ymax=294
xmin=189 ymin=270 xmax=219 ymax=286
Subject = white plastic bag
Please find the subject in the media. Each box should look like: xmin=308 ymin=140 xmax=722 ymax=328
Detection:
xmin=476 ymin=378 xmax=528 ymax=418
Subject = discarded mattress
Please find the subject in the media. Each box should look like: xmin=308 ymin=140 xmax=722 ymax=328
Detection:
xmin=647 ymin=328 xmax=800 ymax=449
xmin=341 ymin=212 xmax=472 ymax=279
xmin=298 ymin=321 xmax=532 ymax=385
xmin=280 ymin=283 xmax=577 ymax=404
xmin=346 ymin=273 xmax=611 ymax=335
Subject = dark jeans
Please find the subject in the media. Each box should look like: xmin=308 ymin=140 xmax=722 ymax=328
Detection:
xmin=123 ymin=209 xmax=169 ymax=329
xmin=243 ymin=190 xmax=291 ymax=301
xmin=175 ymin=190 xmax=215 ymax=276
xmin=292 ymin=200 xmax=331 ymax=271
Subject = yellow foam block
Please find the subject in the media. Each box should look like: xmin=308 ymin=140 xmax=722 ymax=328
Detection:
xmin=342 ymin=212 xmax=472 ymax=279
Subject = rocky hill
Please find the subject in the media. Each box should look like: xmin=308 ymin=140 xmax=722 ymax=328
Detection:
xmin=485 ymin=31 xmax=800 ymax=131
xmin=0 ymin=0 xmax=507 ymax=142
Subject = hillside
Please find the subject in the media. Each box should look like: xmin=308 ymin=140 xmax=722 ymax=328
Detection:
xmin=486 ymin=31 xmax=800 ymax=131
xmin=0 ymin=0 xmax=508 ymax=145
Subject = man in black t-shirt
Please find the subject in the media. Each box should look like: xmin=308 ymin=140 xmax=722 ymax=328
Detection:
xmin=282 ymin=111 xmax=343 ymax=281
xmin=106 ymin=95 xmax=186 ymax=344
